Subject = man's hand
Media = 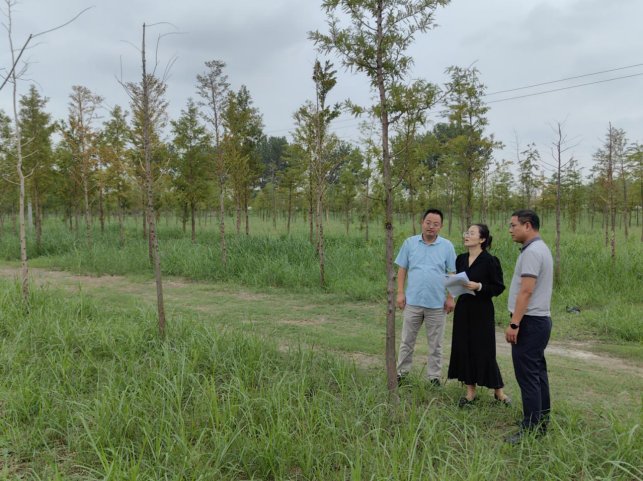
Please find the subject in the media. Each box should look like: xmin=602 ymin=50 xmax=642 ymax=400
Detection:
xmin=444 ymin=296 xmax=455 ymax=314
xmin=397 ymin=293 xmax=406 ymax=310
xmin=462 ymin=281 xmax=480 ymax=291
xmin=505 ymin=325 xmax=519 ymax=344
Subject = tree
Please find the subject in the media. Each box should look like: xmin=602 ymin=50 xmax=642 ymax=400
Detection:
xmin=311 ymin=0 xmax=449 ymax=399
xmin=3 ymin=0 xmax=31 ymax=302
xmin=119 ymin=23 xmax=174 ymax=339
xmin=545 ymin=119 xmax=580 ymax=279
xmin=258 ymin=135 xmax=289 ymax=229
xmin=223 ymin=86 xmax=263 ymax=236
xmin=18 ymin=85 xmax=55 ymax=248
xmin=170 ymin=98 xmax=211 ymax=241
xmin=196 ymin=60 xmax=230 ymax=267
xmin=515 ymin=136 xmax=540 ymax=210
xmin=62 ymin=85 xmax=103 ymax=248
xmin=101 ymin=105 xmax=131 ymax=247
xmin=628 ymin=143 xmax=643 ymax=242
xmin=444 ymin=66 xmax=500 ymax=227
xmin=311 ymin=60 xmax=341 ymax=284
xmin=593 ymin=124 xmax=625 ymax=263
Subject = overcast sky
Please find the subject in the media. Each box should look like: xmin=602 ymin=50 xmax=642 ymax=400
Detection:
xmin=2 ymin=0 xmax=642 ymax=178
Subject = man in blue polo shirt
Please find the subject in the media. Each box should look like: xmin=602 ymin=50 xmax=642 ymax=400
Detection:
xmin=395 ymin=208 xmax=456 ymax=387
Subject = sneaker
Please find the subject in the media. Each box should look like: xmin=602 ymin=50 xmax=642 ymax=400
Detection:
xmin=397 ymin=375 xmax=407 ymax=387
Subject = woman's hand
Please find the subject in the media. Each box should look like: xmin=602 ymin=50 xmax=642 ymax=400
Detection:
xmin=461 ymin=281 xmax=480 ymax=291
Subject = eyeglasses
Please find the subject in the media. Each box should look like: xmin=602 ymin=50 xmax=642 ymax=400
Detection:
xmin=463 ymin=231 xmax=478 ymax=238
xmin=423 ymin=222 xmax=441 ymax=228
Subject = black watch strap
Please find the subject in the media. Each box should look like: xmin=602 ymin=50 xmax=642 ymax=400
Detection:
xmin=510 ymin=323 xmax=519 ymax=330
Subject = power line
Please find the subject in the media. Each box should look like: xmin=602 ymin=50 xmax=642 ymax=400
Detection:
xmin=484 ymin=62 xmax=643 ymax=96
xmin=486 ymin=72 xmax=643 ymax=104
xmin=263 ymin=63 xmax=643 ymax=135
xmin=263 ymin=116 xmax=358 ymax=135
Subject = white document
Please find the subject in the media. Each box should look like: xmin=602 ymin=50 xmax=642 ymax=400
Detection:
xmin=443 ymin=272 xmax=476 ymax=298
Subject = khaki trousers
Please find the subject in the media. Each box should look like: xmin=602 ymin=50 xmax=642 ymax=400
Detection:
xmin=396 ymin=305 xmax=446 ymax=380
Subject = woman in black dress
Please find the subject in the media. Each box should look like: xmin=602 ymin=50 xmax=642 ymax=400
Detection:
xmin=448 ymin=224 xmax=512 ymax=407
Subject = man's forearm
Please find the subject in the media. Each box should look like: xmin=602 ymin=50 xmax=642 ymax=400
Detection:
xmin=397 ymin=268 xmax=406 ymax=293
xmin=511 ymin=291 xmax=532 ymax=325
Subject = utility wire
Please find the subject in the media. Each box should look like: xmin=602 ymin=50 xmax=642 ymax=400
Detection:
xmin=486 ymin=72 xmax=643 ymax=104
xmin=484 ymin=62 xmax=643 ymax=96
xmin=264 ymin=63 xmax=643 ymax=134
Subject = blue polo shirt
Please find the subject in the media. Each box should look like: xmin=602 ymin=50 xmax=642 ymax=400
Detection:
xmin=395 ymin=234 xmax=456 ymax=309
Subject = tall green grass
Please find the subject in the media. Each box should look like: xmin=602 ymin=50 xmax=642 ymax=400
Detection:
xmin=0 ymin=280 xmax=641 ymax=479
xmin=1 ymin=214 xmax=642 ymax=341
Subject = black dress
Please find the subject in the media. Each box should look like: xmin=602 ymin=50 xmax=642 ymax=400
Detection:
xmin=448 ymin=250 xmax=506 ymax=389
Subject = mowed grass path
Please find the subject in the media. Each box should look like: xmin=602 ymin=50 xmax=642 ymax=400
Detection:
xmin=2 ymin=263 xmax=641 ymax=412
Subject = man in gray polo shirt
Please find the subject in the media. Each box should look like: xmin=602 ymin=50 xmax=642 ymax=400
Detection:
xmin=504 ymin=209 xmax=553 ymax=444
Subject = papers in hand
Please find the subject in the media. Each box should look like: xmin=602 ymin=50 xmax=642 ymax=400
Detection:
xmin=443 ymin=272 xmax=476 ymax=298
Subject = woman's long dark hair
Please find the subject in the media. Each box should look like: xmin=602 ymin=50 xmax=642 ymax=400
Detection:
xmin=473 ymin=224 xmax=493 ymax=250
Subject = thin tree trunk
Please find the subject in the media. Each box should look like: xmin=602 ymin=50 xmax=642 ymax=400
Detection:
xmin=410 ymin=185 xmax=416 ymax=236
xmin=608 ymin=124 xmax=616 ymax=262
xmin=142 ymin=23 xmax=166 ymax=339
xmin=118 ymin=198 xmax=124 ymax=247
xmin=245 ymin=187 xmax=249 ymax=236
xmin=82 ymin=174 xmax=91 ymax=247
xmin=34 ymin=178 xmax=41 ymax=248
xmin=191 ymin=201 xmax=196 ymax=241
xmin=365 ymin=175 xmax=370 ymax=242
xmin=10 ymin=39 xmax=29 ymax=303
xmin=182 ymin=202 xmax=187 ymax=233
xmin=309 ymin=171 xmax=314 ymax=245
xmin=287 ymin=184 xmax=292 ymax=234
xmin=99 ymin=186 xmax=105 ymax=234
xmin=376 ymin=8 xmax=398 ymax=402
xmin=219 ymin=178 xmax=227 ymax=269
xmin=236 ymin=192 xmax=241 ymax=235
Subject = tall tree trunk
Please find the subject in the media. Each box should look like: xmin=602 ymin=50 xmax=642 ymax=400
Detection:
xmin=236 ymin=192 xmax=241 ymax=235
xmin=309 ymin=171 xmax=314 ymax=245
xmin=245 ymin=187 xmax=249 ymax=236
xmin=287 ymin=184 xmax=292 ymax=234
xmin=608 ymin=124 xmax=615 ymax=262
xmin=82 ymin=174 xmax=92 ymax=248
xmin=34 ymin=177 xmax=41 ymax=248
xmin=191 ymin=201 xmax=196 ymax=241
xmin=219 ymin=177 xmax=227 ymax=269
xmin=142 ymin=23 xmax=166 ymax=339
xmin=410 ymin=185 xmax=416 ymax=236
xmin=68 ymin=198 xmax=73 ymax=232
xmin=99 ymin=186 xmax=105 ymax=234
xmin=555 ymin=157 xmax=561 ymax=281
xmin=376 ymin=9 xmax=398 ymax=402
xmin=10 ymin=55 xmax=29 ymax=303
xmin=365 ymin=175 xmax=370 ymax=242
xmin=182 ymin=202 xmax=187 ymax=233
xmin=118 ymin=198 xmax=124 ymax=247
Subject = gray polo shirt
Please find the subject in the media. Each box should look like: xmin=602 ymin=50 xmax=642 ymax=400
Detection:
xmin=508 ymin=237 xmax=554 ymax=317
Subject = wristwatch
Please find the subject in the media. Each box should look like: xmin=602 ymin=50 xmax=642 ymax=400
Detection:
xmin=510 ymin=323 xmax=519 ymax=330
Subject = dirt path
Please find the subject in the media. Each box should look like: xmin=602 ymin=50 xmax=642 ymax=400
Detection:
xmin=2 ymin=264 xmax=641 ymax=378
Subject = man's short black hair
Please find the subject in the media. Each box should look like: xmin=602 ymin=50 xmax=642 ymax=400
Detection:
xmin=422 ymin=208 xmax=444 ymax=224
xmin=512 ymin=209 xmax=540 ymax=231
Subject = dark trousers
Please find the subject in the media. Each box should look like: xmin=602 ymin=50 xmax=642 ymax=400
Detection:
xmin=511 ymin=315 xmax=552 ymax=431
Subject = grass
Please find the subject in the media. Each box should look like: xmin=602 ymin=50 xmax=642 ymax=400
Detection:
xmin=1 ymin=213 xmax=642 ymax=343
xmin=0 ymin=278 xmax=642 ymax=479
